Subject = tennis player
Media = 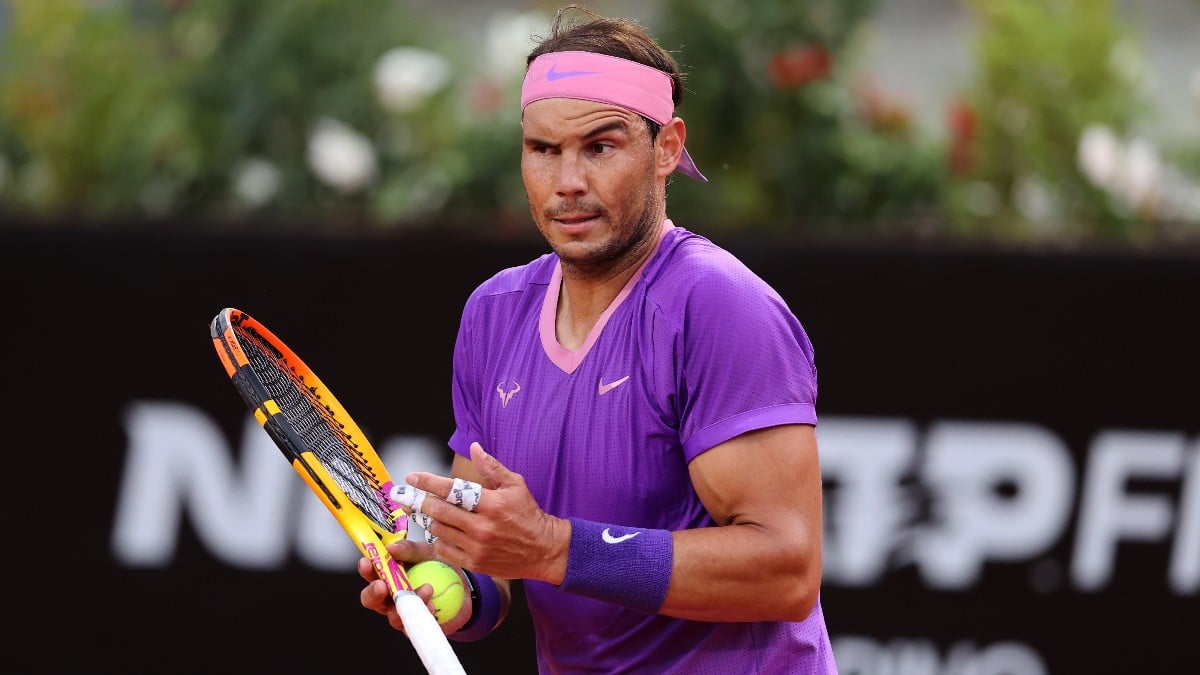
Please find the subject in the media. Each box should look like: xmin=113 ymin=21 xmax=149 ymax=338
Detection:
xmin=360 ymin=5 xmax=836 ymax=672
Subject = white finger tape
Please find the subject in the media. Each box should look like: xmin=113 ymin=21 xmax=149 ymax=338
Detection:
xmin=390 ymin=483 xmax=419 ymax=510
xmin=449 ymin=478 xmax=482 ymax=512
xmin=392 ymin=484 xmax=438 ymax=543
xmin=410 ymin=512 xmax=438 ymax=545
xmin=391 ymin=484 xmax=430 ymax=514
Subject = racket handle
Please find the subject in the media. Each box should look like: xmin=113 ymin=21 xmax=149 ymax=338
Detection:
xmin=394 ymin=591 xmax=468 ymax=675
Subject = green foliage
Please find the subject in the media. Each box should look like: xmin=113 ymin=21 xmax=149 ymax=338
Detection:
xmin=0 ymin=2 xmax=191 ymax=217
xmin=0 ymin=0 xmax=1190 ymax=244
xmin=0 ymin=0 xmax=947 ymax=237
xmin=0 ymin=0 xmax=522 ymax=230
xmin=946 ymin=0 xmax=1150 ymax=242
xmin=654 ymin=0 xmax=946 ymax=236
xmin=162 ymin=0 xmax=424 ymax=223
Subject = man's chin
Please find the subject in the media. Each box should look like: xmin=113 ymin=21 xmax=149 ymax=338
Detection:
xmin=552 ymin=239 xmax=616 ymax=269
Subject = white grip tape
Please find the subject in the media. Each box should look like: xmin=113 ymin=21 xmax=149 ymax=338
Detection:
xmin=393 ymin=591 xmax=467 ymax=675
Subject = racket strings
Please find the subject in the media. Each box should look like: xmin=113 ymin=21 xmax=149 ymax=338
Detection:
xmin=236 ymin=325 xmax=398 ymax=534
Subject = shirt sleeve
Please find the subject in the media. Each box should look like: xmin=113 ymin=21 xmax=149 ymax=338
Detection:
xmin=674 ymin=265 xmax=818 ymax=462
xmin=447 ymin=291 xmax=483 ymax=459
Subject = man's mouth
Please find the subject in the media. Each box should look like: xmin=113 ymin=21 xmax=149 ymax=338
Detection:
xmin=555 ymin=213 xmax=597 ymax=224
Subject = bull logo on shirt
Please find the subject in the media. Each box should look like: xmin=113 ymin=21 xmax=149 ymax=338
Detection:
xmin=496 ymin=381 xmax=521 ymax=408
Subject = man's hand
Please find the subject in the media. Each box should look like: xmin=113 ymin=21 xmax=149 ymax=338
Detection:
xmin=356 ymin=541 xmax=472 ymax=635
xmin=405 ymin=442 xmax=572 ymax=586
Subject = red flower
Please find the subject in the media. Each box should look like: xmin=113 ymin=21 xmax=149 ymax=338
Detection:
xmin=947 ymin=97 xmax=977 ymax=143
xmin=768 ymin=45 xmax=832 ymax=90
xmin=853 ymin=76 xmax=913 ymax=135
xmin=946 ymin=97 xmax=977 ymax=176
xmin=469 ymin=81 xmax=505 ymax=117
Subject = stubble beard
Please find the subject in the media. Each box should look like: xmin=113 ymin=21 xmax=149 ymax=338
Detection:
xmin=536 ymin=169 xmax=663 ymax=279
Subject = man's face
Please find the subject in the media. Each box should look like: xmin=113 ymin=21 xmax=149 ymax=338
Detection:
xmin=520 ymin=97 xmax=664 ymax=276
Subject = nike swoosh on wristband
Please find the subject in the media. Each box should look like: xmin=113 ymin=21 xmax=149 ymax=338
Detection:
xmin=598 ymin=375 xmax=630 ymax=396
xmin=546 ymin=64 xmax=599 ymax=81
xmin=601 ymin=528 xmax=642 ymax=544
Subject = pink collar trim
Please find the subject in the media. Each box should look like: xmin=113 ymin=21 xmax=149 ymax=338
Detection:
xmin=539 ymin=220 xmax=675 ymax=373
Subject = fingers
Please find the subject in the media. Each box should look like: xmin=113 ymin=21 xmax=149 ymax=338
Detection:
xmin=396 ymin=478 xmax=482 ymax=515
xmin=390 ymin=482 xmax=429 ymax=512
xmin=394 ymin=478 xmax=481 ymax=546
xmin=410 ymin=511 xmax=438 ymax=545
xmin=402 ymin=442 xmax=501 ymax=508
xmin=359 ymin=565 xmax=438 ymax=633
xmin=447 ymin=477 xmax=482 ymax=512
xmin=357 ymin=550 xmax=426 ymax=583
xmin=402 ymin=465 xmax=485 ymax=520
xmin=470 ymin=441 xmax=508 ymax=487
xmin=359 ymin=578 xmax=394 ymax=618
xmin=396 ymin=443 xmax=512 ymax=552
xmin=357 ymin=555 xmax=376 ymax=582
xmin=402 ymin=473 xmax=464 ymax=508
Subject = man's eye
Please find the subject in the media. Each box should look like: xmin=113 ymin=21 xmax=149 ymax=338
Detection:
xmin=591 ymin=143 xmax=613 ymax=154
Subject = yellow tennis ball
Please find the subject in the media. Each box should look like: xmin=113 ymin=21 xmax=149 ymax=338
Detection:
xmin=406 ymin=560 xmax=465 ymax=625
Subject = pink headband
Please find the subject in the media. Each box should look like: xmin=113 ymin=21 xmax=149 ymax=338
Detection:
xmin=521 ymin=51 xmax=708 ymax=182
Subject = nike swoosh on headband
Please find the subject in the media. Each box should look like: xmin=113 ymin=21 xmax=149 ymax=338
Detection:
xmin=546 ymin=64 xmax=599 ymax=81
xmin=523 ymin=51 xmax=708 ymax=182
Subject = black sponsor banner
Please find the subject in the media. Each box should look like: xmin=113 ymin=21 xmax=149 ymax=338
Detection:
xmin=4 ymin=228 xmax=1195 ymax=674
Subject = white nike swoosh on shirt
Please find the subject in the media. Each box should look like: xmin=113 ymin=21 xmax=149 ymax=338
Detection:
xmin=598 ymin=375 xmax=631 ymax=396
xmin=602 ymin=528 xmax=642 ymax=544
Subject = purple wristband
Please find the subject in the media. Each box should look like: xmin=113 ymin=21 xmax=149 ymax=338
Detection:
xmin=560 ymin=517 xmax=673 ymax=614
xmin=450 ymin=569 xmax=502 ymax=642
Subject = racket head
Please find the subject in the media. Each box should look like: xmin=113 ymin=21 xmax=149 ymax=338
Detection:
xmin=211 ymin=308 xmax=468 ymax=674
xmin=209 ymin=307 xmax=410 ymax=544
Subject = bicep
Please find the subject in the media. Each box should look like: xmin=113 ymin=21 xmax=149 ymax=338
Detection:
xmin=688 ymin=424 xmax=822 ymax=537
xmin=665 ymin=423 xmax=824 ymax=620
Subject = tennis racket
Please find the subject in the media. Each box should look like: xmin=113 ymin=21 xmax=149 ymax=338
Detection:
xmin=209 ymin=307 xmax=466 ymax=675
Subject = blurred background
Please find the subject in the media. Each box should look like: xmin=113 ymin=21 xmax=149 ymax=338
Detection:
xmin=2 ymin=2 xmax=1197 ymax=674
xmin=2 ymin=0 xmax=1198 ymax=245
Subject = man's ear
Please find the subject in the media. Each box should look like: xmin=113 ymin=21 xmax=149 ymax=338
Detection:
xmin=655 ymin=117 xmax=687 ymax=179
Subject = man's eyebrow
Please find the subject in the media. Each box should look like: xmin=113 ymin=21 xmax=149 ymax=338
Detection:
xmin=524 ymin=120 xmax=632 ymax=147
xmin=581 ymin=121 xmax=630 ymax=140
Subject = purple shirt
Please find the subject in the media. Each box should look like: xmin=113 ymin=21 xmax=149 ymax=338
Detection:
xmin=449 ymin=221 xmax=835 ymax=674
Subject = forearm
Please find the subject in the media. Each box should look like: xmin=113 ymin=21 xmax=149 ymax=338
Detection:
xmin=660 ymin=523 xmax=821 ymax=622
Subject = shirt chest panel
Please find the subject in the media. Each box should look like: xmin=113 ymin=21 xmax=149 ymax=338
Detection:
xmin=480 ymin=314 xmax=690 ymax=525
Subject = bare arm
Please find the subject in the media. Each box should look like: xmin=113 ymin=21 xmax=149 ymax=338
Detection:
xmin=408 ymin=427 xmax=823 ymax=624
xmin=664 ymin=423 xmax=823 ymax=622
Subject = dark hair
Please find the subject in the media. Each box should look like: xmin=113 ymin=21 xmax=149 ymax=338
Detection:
xmin=527 ymin=5 xmax=685 ymax=140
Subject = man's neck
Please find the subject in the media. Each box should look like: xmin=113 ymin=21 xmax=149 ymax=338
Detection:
xmin=554 ymin=220 xmax=666 ymax=349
